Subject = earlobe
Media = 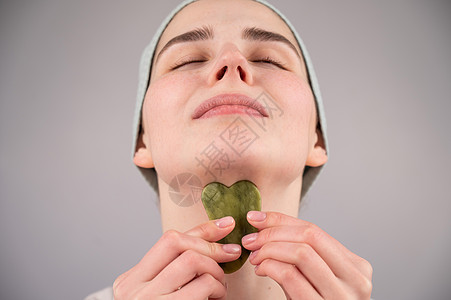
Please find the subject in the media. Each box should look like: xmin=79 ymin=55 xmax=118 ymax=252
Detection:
xmin=305 ymin=127 xmax=328 ymax=167
xmin=133 ymin=132 xmax=155 ymax=168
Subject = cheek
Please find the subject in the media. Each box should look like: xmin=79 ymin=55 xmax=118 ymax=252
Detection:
xmin=262 ymin=71 xmax=315 ymax=134
xmin=258 ymin=71 xmax=316 ymax=171
xmin=142 ymin=73 xmax=203 ymax=180
xmin=145 ymin=72 xmax=201 ymax=132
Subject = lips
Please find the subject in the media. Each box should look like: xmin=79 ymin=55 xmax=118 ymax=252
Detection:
xmin=192 ymin=93 xmax=269 ymax=119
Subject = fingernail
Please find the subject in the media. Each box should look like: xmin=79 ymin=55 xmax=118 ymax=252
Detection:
xmin=249 ymin=250 xmax=259 ymax=260
xmin=248 ymin=211 xmax=266 ymax=222
xmin=242 ymin=232 xmax=258 ymax=244
xmin=215 ymin=216 xmax=234 ymax=228
xmin=222 ymin=244 xmax=241 ymax=254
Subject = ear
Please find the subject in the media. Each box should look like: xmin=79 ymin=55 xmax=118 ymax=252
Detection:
xmin=133 ymin=131 xmax=155 ymax=168
xmin=305 ymin=127 xmax=328 ymax=167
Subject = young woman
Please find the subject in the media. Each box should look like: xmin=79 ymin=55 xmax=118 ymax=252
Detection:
xmin=87 ymin=0 xmax=373 ymax=299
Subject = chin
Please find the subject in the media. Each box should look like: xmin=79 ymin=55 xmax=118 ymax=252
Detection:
xmin=154 ymin=125 xmax=305 ymax=189
xmin=194 ymin=138 xmax=304 ymax=188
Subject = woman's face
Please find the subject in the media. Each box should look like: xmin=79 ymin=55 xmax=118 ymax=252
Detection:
xmin=138 ymin=0 xmax=325 ymax=189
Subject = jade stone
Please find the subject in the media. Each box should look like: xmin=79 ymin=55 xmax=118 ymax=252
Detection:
xmin=201 ymin=180 xmax=261 ymax=274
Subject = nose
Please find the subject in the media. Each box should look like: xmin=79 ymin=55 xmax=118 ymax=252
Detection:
xmin=208 ymin=44 xmax=254 ymax=86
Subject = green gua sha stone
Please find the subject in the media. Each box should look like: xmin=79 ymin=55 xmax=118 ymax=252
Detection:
xmin=201 ymin=180 xmax=261 ymax=274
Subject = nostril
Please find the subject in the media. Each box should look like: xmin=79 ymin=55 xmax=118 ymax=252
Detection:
xmin=216 ymin=66 xmax=227 ymax=80
xmin=238 ymin=66 xmax=246 ymax=81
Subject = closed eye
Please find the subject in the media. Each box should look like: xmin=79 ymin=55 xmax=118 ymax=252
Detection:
xmin=170 ymin=59 xmax=207 ymax=70
xmin=169 ymin=57 xmax=286 ymax=70
xmin=251 ymin=57 xmax=286 ymax=70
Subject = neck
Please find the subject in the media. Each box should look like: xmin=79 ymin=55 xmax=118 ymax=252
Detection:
xmin=158 ymin=173 xmax=302 ymax=299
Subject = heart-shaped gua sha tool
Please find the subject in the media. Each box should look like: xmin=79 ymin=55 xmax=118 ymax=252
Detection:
xmin=201 ymin=180 xmax=261 ymax=273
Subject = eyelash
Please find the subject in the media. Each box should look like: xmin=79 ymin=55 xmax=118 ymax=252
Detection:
xmin=169 ymin=59 xmax=207 ymax=70
xmin=251 ymin=56 xmax=286 ymax=70
xmin=169 ymin=56 xmax=286 ymax=70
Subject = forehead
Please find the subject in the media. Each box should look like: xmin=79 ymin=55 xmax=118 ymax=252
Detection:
xmin=154 ymin=0 xmax=301 ymax=55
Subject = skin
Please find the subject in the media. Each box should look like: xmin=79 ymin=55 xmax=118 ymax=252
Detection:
xmin=115 ymin=0 xmax=373 ymax=299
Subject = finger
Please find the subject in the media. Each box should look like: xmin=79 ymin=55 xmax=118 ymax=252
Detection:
xmin=255 ymin=258 xmax=322 ymax=300
xmin=247 ymin=211 xmax=354 ymax=259
xmin=249 ymin=242 xmax=344 ymax=298
xmin=172 ymin=273 xmax=227 ymax=300
xmin=122 ymin=272 xmax=226 ymax=300
xmin=242 ymin=224 xmax=364 ymax=282
xmin=130 ymin=229 xmax=240 ymax=282
xmin=185 ymin=216 xmax=235 ymax=242
xmin=150 ymin=249 xmax=226 ymax=294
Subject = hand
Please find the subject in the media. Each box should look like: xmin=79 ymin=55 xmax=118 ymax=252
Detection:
xmin=113 ymin=216 xmax=241 ymax=300
xmin=242 ymin=211 xmax=373 ymax=299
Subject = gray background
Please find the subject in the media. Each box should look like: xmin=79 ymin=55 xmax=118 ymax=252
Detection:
xmin=1 ymin=0 xmax=450 ymax=299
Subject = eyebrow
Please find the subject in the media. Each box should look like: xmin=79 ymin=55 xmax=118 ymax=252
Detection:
xmin=155 ymin=25 xmax=300 ymax=62
xmin=242 ymin=27 xmax=300 ymax=58
xmin=156 ymin=25 xmax=214 ymax=62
